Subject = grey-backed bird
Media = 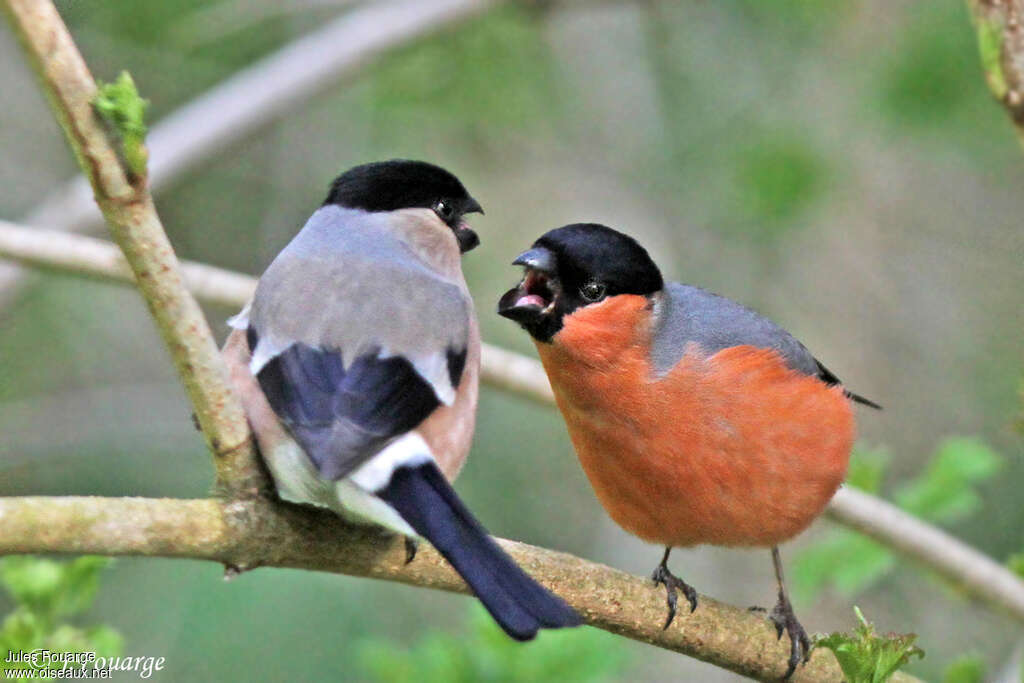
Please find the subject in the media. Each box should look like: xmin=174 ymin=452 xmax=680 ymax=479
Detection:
xmin=222 ymin=160 xmax=579 ymax=640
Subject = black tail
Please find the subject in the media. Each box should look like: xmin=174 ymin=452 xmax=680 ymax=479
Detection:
xmin=814 ymin=359 xmax=882 ymax=410
xmin=846 ymin=390 xmax=882 ymax=410
xmin=377 ymin=462 xmax=581 ymax=640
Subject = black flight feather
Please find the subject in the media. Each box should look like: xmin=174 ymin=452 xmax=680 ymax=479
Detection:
xmin=249 ymin=328 xmax=443 ymax=479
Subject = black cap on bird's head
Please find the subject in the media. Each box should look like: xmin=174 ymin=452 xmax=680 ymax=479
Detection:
xmin=324 ymin=159 xmax=484 ymax=253
xmin=498 ymin=223 xmax=664 ymax=342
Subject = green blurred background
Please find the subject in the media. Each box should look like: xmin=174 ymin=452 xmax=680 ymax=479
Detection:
xmin=1 ymin=0 xmax=1022 ymax=680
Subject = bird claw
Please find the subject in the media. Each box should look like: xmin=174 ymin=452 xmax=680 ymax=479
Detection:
xmin=767 ymin=594 xmax=812 ymax=681
xmin=404 ymin=537 xmax=418 ymax=565
xmin=651 ymin=563 xmax=698 ymax=630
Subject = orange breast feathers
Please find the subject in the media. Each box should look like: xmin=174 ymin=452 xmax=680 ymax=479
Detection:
xmin=535 ymin=295 xmax=854 ymax=548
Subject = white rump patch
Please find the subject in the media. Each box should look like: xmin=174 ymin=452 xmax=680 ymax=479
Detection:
xmin=348 ymin=432 xmax=433 ymax=492
xmin=263 ymin=432 xmax=428 ymax=537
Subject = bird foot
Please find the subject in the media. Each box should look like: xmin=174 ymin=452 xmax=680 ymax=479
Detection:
xmin=650 ymin=562 xmax=698 ymax=629
xmin=767 ymin=593 xmax=812 ymax=681
xmin=404 ymin=537 xmax=418 ymax=565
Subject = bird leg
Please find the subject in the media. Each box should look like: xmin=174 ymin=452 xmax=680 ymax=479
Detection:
xmin=767 ymin=546 xmax=812 ymax=680
xmin=650 ymin=547 xmax=698 ymax=629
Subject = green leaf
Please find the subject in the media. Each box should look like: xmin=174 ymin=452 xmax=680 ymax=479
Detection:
xmin=846 ymin=446 xmax=891 ymax=494
xmin=93 ymin=71 xmax=150 ymax=180
xmin=792 ymin=532 xmax=895 ymax=604
xmin=0 ymin=556 xmax=121 ymax=665
xmin=895 ymin=437 xmax=1002 ymax=523
xmin=85 ymin=626 xmax=124 ymax=658
xmin=0 ymin=609 xmax=48 ymax=656
xmin=57 ymin=557 xmax=113 ymax=617
xmin=0 ymin=557 xmax=64 ymax=617
xmin=942 ymin=653 xmax=985 ymax=683
xmin=815 ymin=607 xmax=924 ymax=683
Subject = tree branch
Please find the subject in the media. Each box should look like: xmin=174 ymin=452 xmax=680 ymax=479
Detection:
xmin=0 ymin=495 xmax=927 ymax=683
xmin=0 ymin=220 xmax=257 ymax=308
xmin=1 ymin=0 xmax=261 ymax=494
xmin=828 ymin=487 xmax=1024 ymax=623
xmin=967 ymin=0 xmax=1024 ymax=146
xmin=2 ymin=219 xmax=1023 ymax=626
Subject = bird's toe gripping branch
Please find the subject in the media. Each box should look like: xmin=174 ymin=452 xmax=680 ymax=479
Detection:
xmin=650 ymin=548 xmax=698 ymax=630
xmin=768 ymin=592 xmax=813 ymax=681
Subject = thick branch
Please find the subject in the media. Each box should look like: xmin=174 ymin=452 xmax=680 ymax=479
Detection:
xmin=0 ymin=495 xmax=926 ymax=683
xmin=2 ymin=222 xmax=1023 ymax=627
xmin=1 ymin=0 xmax=261 ymax=494
xmin=967 ymin=0 xmax=1024 ymax=146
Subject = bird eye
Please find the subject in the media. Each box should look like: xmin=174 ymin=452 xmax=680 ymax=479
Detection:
xmin=433 ymin=199 xmax=455 ymax=221
xmin=579 ymin=281 xmax=607 ymax=302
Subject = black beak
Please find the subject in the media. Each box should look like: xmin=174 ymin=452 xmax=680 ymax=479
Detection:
xmin=498 ymin=246 xmax=558 ymax=324
xmin=456 ymin=227 xmax=480 ymax=253
xmin=497 ymin=287 xmax=539 ymax=324
xmin=455 ymin=197 xmax=483 ymax=253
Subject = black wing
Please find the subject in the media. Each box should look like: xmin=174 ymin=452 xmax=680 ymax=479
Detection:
xmin=248 ymin=328 xmax=466 ymax=480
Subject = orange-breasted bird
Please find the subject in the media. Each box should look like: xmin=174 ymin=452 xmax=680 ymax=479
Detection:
xmin=498 ymin=223 xmax=879 ymax=677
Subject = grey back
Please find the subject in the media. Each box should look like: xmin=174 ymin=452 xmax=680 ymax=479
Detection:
xmin=249 ymin=205 xmax=471 ymax=403
xmin=649 ymin=282 xmax=819 ymax=377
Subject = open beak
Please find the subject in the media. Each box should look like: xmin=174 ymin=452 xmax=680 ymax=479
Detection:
xmin=497 ymin=246 xmax=559 ymax=324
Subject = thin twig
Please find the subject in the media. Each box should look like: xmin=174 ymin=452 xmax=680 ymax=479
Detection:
xmin=0 ymin=221 xmax=257 ymax=308
xmin=0 ymin=495 xmax=926 ymax=683
xmin=1 ymin=0 xmax=260 ymax=493
xmin=2 ymin=220 xmax=1023 ymax=625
